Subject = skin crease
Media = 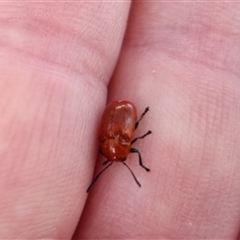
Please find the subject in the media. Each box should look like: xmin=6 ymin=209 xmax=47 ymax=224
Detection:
xmin=0 ymin=1 xmax=240 ymax=239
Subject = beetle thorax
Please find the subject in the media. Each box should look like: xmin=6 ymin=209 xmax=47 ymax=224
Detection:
xmin=100 ymin=139 xmax=131 ymax=162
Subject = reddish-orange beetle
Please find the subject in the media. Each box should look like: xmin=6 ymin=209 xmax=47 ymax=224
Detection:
xmin=87 ymin=100 xmax=151 ymax=192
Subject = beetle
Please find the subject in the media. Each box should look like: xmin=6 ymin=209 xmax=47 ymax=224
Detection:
xmin=87 ymin=100 xmax=151 ymax=192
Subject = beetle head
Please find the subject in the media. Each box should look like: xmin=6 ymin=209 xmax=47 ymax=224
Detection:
xmin=99 ymin=139 xmax=130 ymax=162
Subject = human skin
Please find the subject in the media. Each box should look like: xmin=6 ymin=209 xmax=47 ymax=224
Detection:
xmin=0 ymin=1 xmax=240 ymax=239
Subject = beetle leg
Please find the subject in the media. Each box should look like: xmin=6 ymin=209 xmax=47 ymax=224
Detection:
xmin=102 ymin=159 xmax=109 ymax=165
xmin=135 ymin=107 xmax=149 ymax=129
xmin=130 ymin=148 xmax=150 ymax=172
xmin=122 ymin=162 xmax=141 ymax=187
xmin=87 ymin=162 xmax=113 ymax=193
xmin=131 ymin=130 xmax=152 ymax=145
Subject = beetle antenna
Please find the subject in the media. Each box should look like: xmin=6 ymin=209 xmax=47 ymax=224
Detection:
xmin=122 ymin=162 xmax=141 ymax=187
xmin=87 ymin=162 xmax=113 ymax=193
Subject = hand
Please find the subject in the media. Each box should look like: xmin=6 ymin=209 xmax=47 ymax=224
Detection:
xmin=1 ymin=2 xmax=240 ymax=239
